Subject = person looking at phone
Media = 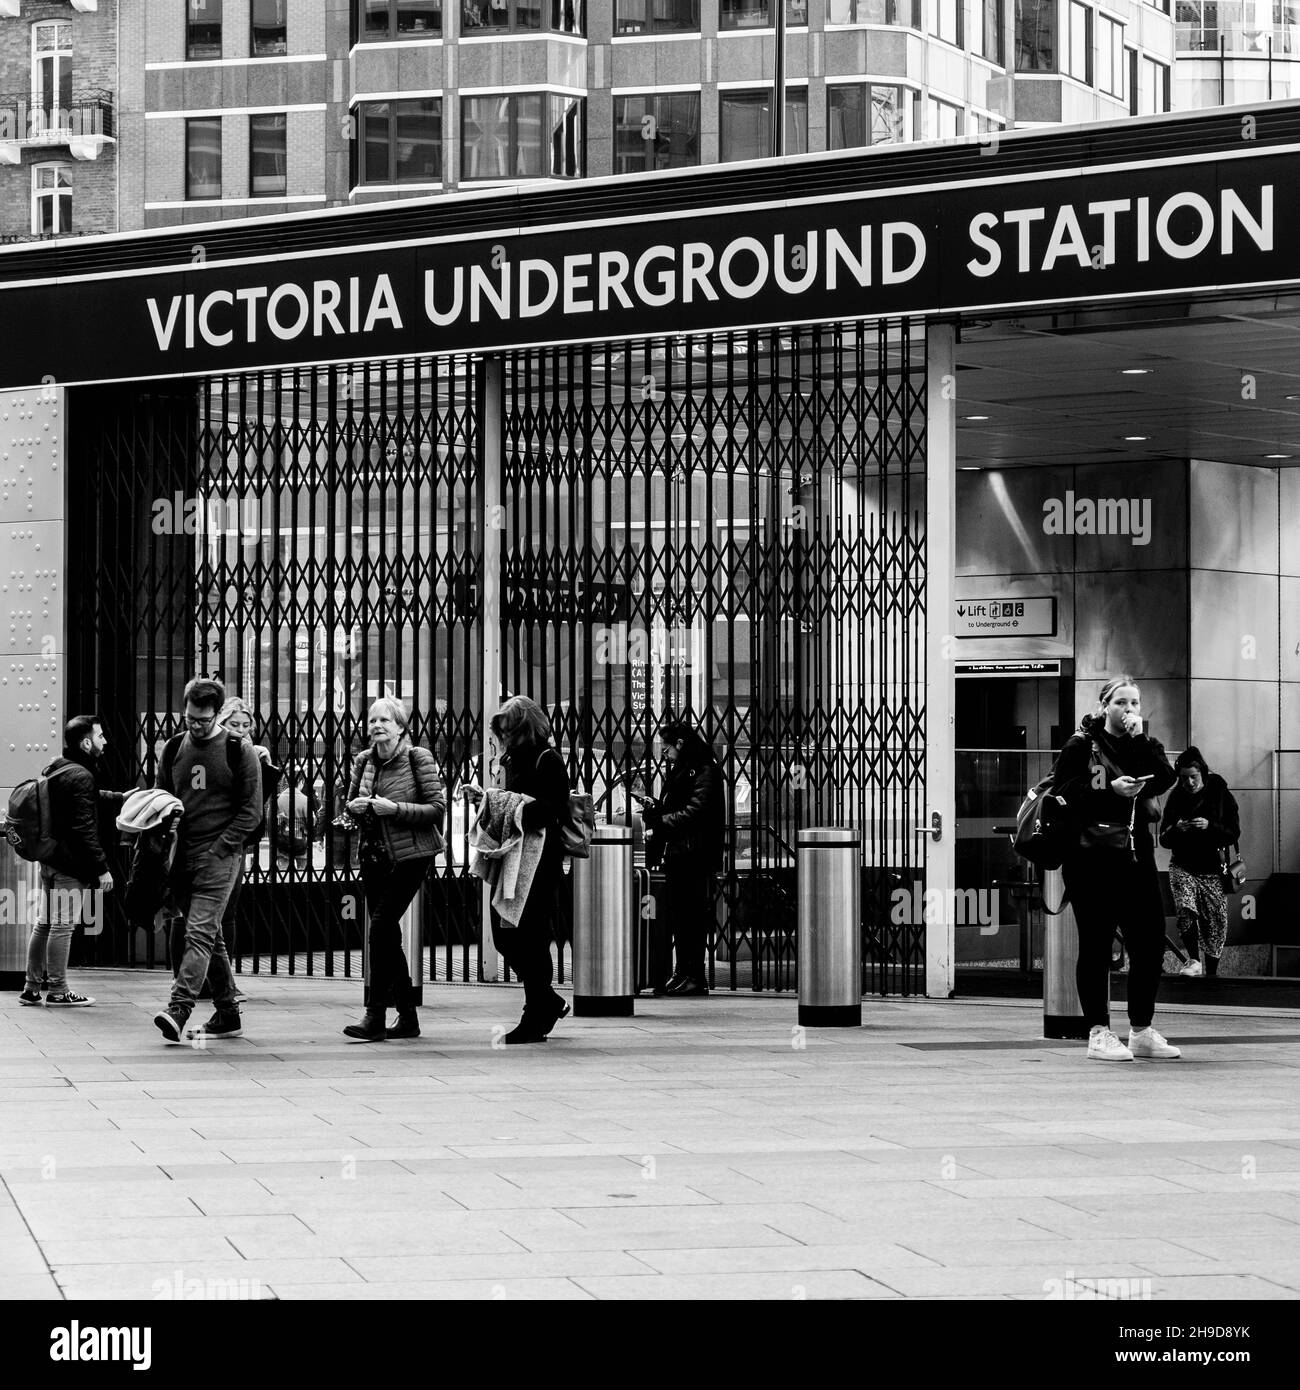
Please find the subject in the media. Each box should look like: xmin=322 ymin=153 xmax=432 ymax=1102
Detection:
xmin=1159 ymin=747 xmax=1240 ymax=980
xmin=1052 ymin=675 xmax=1179 ymax=1062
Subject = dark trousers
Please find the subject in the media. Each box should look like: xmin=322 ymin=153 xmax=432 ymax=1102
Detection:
xmin=361 ymin=856 xmax=427 ymax=1011
xmin=664 ymin=857 xmax=712 ymax=982
xmin=492 ymin=874 xmax=561 ymax=1018
xmin=1062 ymin=850 xmax=1165 ymax=1031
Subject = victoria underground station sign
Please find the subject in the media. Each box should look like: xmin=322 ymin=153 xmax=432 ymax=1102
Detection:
xmin=0 ymin=147 xmax=1295 ymax=386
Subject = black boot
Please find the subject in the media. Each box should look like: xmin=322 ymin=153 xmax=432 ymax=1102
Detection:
xmin=343 ymin=1007 xmax=387 ymax=1042
xmin=503 ymin=1012 xmax=548 ymax=1044
xmin=386 ymin=1008 xmax=420 ymax=1039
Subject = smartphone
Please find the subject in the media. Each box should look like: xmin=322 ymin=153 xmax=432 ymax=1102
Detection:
xmin=628 ymin=791 xmax=649 ymax=806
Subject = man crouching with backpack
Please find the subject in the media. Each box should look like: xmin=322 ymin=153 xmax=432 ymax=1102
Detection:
xmin=18 ymin=714 xmax=118 ymax=1008
xmin=153 ymin=678 xmax=262 ymax=1045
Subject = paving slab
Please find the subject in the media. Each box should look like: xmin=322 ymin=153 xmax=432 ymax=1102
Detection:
xmin=1 ymin=970 xmax=1298 ymax=1302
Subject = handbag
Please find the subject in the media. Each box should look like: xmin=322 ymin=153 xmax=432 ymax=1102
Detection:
xmin=1078 ymin=739 xmax=1137 ymax=859
xmin=560 ymin=790 xmax=595 ymax=858
xmin=1220 ymin=842 xmax=1246 ymax=894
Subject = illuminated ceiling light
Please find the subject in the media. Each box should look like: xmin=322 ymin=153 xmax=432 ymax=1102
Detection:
xmin=1265 ymin=453 xmax=1292 ymax=459
xmin=1123 ymin=435 xmax=1149 ymax=441
xmin=1121 ymin=368 xmax=1152 ymax=375
xmin=964 ymin=414 xmax=990 ymax=421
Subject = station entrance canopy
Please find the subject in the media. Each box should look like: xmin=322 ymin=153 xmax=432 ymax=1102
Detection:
xmin=0 ymin=104 xmax=1298 ymax=386
xmin=3 ymin=104 xmax=1299 ymax=997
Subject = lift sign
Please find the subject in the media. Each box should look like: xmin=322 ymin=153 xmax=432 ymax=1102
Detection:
xmin=955 ymin=598 xmax=1056 ymax=637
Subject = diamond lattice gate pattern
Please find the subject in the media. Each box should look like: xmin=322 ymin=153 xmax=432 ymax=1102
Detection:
xmin=500 ymin=321 xmax=928 ymax=994
xmin=66 ymin=323 xmax=928 ymax=993
xmin=68 ymin=361 xmax=485 ymax=982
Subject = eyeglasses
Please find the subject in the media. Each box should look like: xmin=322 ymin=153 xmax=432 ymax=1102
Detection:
xmin=185 ymin=713 xmax=217 ymax=728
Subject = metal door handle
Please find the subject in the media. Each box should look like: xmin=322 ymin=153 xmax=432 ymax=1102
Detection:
xmin=912 ymin=811 xmax=942 ymax=842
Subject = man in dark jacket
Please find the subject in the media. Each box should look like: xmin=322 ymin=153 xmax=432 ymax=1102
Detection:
xmin=642 ymin=717 xmax=725 ymax=997
xmin=19 ymin=715 xmax=119 ymax=1007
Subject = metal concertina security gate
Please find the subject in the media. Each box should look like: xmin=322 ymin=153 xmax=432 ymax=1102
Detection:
xmin=66 ymin=319 xmax=929 ymax=994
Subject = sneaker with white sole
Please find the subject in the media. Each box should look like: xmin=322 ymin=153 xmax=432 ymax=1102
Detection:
xmin=18 ymin=989 xmax=43 ymax=1006
xmin=1087 ymin=1025 xmax=1134 ymax=1061
xmin=153 ymin=1007 xmax=187 ymax=1044
xmin=1179 ymin=960 xmax=1203 ymax=978
xmin=45 ymin=991 xmax=94 ymax=1007
xmin=185 ymin=1013 xmax=242 ymax=1041
xmin=1129 ymin=1026 xmax=1181 ymax=1059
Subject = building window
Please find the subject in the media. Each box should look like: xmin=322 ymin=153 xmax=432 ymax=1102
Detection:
xmin=358 ymin=0 xmax=443 ymax=40
xmin=460 ymin=0 xmax=585 ymax=34
xmin=32 ymin=21 xmax=72 ymax=129
xmin=931 ymin=0 xmax=964 ymax=46
xmin=719 ymin=88 xmax=808 ymax=162
xmin=720 ymin=0 xmax=809 ymax=26
xmin=32 ymin=163 xmax=72 ymax=236
xmin=1139 ymin=53 xmax=1170 ymax=111
xmin=354 ymin=98 xmax=442 ymax=184
xmin=975 ymin=0 xmax=1004 ymax=63
xmin=1097 ymin=13 xmax=1123 ymax=96
xmin=187 ymin=0 xmax=223 ymax=60
xmin=926 ymin=95 xmax=964 ymax=138
xmin=613 ymin=92 xmax=700 ymax=173
xmin=1066 ymin=0 xmax=1092 ymax=81
xmin=186 ymin=116 xmax=222 ymax=199
xmin=1127 ymin=44 xmax=1138 ymax=112
xmin=614 ymin=0 xmax=699 ymax=33
xmin=249 ymin=113 xmax=287 ymax=196
xmin=1015 ymin=0 xmax=1055 ymax=69
xmin=828 ymin=0 xmax=921 ymax=23
xmin=251 ymin=0 xmax=288 ymax=55
xmin=828 ymin=83 xmax=910 ymax=147
xmin=461 ymin=93 xmax=583 ymax=178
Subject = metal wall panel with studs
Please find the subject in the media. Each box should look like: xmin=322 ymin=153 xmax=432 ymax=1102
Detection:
xmin=0 ymin=388 xmax=66 ymax=798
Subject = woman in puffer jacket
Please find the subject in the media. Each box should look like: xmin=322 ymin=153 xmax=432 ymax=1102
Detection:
xmin=1159 ymin=746 xmax=1240 ymax=980
xmin=341 ymin=697 xmax=445 ymax=1042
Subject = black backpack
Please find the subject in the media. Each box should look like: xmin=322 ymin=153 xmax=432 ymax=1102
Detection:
xmin=159 ymin=732 xmax=281 ymax=848
xmin=1010 ymin=772 xmax=1071 ymax=873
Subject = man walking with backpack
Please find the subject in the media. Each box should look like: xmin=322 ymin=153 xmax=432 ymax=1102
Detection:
xmin=152 ymin=677 xmax=263 ymax=1044
xmin=16 ymin=715 xmax=118 ymax=1008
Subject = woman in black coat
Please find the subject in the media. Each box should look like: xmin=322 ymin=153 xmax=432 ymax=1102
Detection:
xmin=1159 ymin=746 xmax=1240 ymax=979
xmin=1053 ymin=675 xmax=1178 ymax=1062
xmin=468 ymin=695 xmax=571 ymax=1044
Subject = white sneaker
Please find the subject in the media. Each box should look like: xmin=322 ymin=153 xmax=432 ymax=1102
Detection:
xmin=1087 ymin=1026 xmax=1134 ymax=1061
xmin=1179 ymin=960 xmax=1203 ymax=978
xmin=1129 ymin=1026 xmax=1181 ymax=1059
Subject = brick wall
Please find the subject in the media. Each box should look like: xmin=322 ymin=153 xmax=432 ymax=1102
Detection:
xmin=0 ymin=0 xmax=119 ymax=238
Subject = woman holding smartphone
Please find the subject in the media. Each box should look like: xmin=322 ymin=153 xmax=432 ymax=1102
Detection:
xmin=1053 ymin=675 xmax=1179 ymax=1061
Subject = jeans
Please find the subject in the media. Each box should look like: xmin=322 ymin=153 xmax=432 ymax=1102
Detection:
xmin=360 ymin=854 xmax=427 ymax=1011
xmin=168 ymin=852 xmax=244 ymax=1018
xmin=1063 ymin=850 xmax=1166 ymax=1031
xmin=25 ymin=869 xmax=87 ymax=993
xmin=170 ymin=860 xmax=244 ymax=985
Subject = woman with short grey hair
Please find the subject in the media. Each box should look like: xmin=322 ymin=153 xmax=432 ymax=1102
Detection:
xmin=342 ymin=697 xmax=445 ymax=1042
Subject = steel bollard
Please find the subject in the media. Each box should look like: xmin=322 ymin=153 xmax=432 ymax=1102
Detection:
xmin=363 ymin=878 xmax=424 ymax=1008
xmin=1041 ymin=867 xmax=1106 ymax=1039
xmin=573 ymin=825 xmax=634 ymax=1017
xmin=0 ymin=841 xmax=39 ymax=990
xmin=797 ymin=828 xmax=861 ymax=1027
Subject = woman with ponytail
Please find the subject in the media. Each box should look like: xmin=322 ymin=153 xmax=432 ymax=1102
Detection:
xmin=1053 ymin=676 xmax=1179 ymax=1061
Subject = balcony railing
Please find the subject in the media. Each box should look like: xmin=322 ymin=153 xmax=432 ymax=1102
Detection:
xmin=0 ymin=87 xmax=115 ymax=147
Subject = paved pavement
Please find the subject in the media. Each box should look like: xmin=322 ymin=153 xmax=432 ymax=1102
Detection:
xmin=2 ymin=971 xmax=1299 ymax=1302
